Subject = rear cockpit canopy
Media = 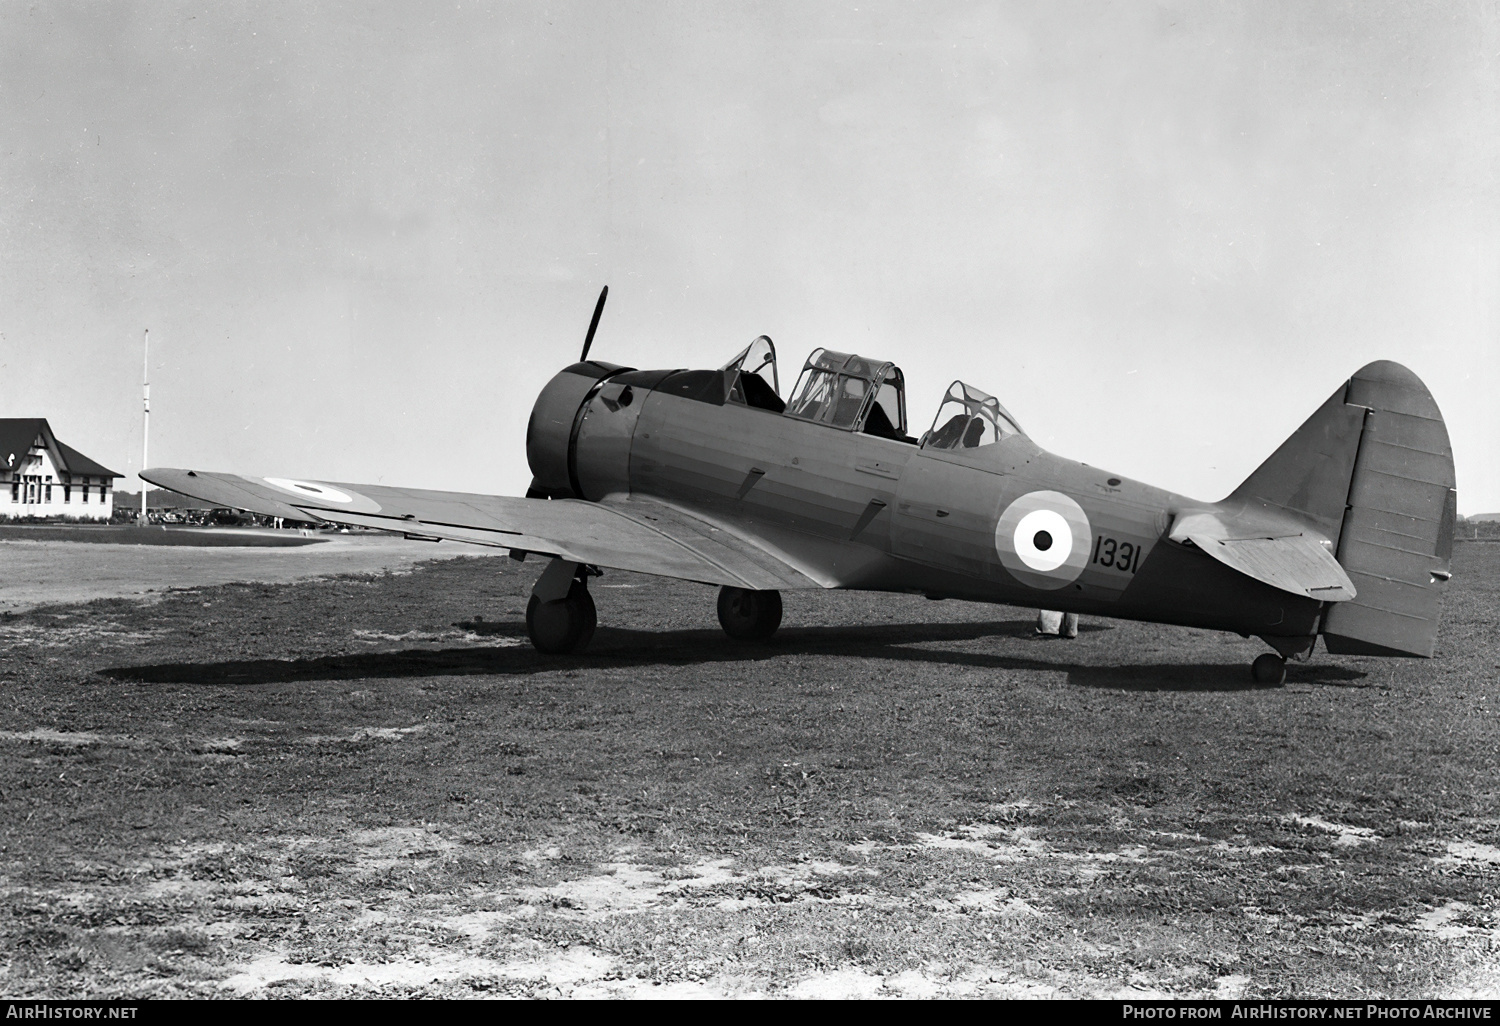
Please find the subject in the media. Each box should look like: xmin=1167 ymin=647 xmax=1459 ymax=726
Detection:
xmin=922 ymin=381 xmax=1025 ymax=450
xmin=784 ymin=348 xmax=910 ymax=441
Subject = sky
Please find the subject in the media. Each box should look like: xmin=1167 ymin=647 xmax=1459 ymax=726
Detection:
xmin=3 ymin=1 xmax=1496 ymax=511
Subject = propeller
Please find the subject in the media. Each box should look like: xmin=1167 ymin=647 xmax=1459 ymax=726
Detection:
xmin=579 ymin=285 xmax=609 ymax=362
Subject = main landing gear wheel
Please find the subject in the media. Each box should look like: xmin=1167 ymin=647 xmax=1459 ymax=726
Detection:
xmin=526 ymin=581 xmax=597 ymax=655
xmin=717 ymin=586 xmax=783 ymax=642
xmin=1251 ymin=653 xmax=1287 ymax=685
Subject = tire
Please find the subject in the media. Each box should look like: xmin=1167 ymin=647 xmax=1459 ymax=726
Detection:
xmin=717 ymin=586 xmax=783 ymax=641
xmin=1251 ymin=653 xmax=1287 ymax=685
xmin=526 ymin=581 xmax=597 ymax=654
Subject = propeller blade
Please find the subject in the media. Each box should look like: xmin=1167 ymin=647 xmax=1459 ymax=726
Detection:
xmin=580 ymin=285 xmax=609 ymax=363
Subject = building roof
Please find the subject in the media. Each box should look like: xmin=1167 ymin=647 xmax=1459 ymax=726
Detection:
xmin=55 ymin=440 xmax=122 ymax=478
xmin=0 ymin=418 xmax=122 ymax=478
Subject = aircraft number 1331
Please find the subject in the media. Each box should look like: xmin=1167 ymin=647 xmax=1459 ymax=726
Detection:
xmin=1091 ymin=535 xmax=1143 ymax=573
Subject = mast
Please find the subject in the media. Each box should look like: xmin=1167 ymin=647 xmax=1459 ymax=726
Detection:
xmin=141 ymin=329 xmax=149 ymax=525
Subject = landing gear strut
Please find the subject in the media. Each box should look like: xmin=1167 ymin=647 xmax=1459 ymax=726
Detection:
xmin=717 ymin=586 xmax=782 ymax=641
xmin=526 ymin=559 xmax=597 ymax=654
xmin=1251 ymin=653 xmax=1287 ymax=685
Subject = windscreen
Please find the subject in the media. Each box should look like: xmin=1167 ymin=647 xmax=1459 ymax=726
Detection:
xmin=722 ymin=335 xmax=779 ymax=395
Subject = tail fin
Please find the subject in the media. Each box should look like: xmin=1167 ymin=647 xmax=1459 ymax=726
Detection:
xmin=1227 ymin=382 xmax=1368 ymax=542
xmin=1228 ymin=361 xmax=1456 ymax=657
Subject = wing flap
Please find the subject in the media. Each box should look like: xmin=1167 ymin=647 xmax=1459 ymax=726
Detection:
xmin=1170 ymin=512 xmax=1356 ymax=602
xmin=141 ymin=468 xmax=819 ymax=591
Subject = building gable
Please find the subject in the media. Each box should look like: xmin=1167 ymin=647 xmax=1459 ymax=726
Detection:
xmin=0 ymin=419 xmax=47 ymax=475
xmin=0 ymin=419 xmax=121 ymax=480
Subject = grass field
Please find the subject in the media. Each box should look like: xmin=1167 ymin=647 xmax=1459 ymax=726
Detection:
xmin=1 ymin=543 xmax=1497 ymax=998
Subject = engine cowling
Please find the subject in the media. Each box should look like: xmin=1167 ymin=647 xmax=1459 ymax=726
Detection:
xmin=525 ymin=361 xmax=629 ymax=498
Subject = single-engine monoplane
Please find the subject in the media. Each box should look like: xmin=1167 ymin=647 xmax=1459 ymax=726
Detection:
xmin=145 ymin=288 xmax=1456 ymax=683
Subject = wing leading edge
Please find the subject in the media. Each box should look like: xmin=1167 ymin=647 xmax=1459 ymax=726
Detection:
xmin=140 ymin=469 xmax=820 ymax=592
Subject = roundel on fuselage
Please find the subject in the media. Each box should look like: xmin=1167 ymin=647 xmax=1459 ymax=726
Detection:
xmin=995 ymin=490 xmax=1091 ymax=591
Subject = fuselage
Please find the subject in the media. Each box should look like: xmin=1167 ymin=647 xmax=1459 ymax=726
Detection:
xmin=527 ymin=361 xmax=1323 ymax=645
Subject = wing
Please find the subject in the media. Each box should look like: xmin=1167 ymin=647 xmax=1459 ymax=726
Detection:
xmin=140 ymin=469 xmax=821 ymax=591
xmin=1169 ymin=511 xmax=1356 ymax=602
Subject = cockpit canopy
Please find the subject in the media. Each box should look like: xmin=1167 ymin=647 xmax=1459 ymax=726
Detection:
xmin=720 ymin=342 xmax=1019 ymax=452
xmin=721 ymin=335 xmax=785 ymax=413
xmin=922 ymin=381 xmax=1025 ymax=450
xmin=785 ymin=349 xmax=909 ymax=440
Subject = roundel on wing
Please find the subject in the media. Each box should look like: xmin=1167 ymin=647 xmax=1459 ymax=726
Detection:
xmin=260 ymin=477 xmax=383 ymax=514
xmin=995 ymin=490 xmax=1092 ymax=591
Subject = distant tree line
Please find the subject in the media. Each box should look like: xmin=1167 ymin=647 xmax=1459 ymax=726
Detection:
xmin=1454 ymin=516 xmax=1500 ymax=540
xmin=111 ymin=488 xmax=220 ymax=512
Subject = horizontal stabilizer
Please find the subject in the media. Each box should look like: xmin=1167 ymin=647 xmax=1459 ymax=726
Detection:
xmin=1170 ymin=512 xmax=1355 ymax=602
xmin=141 ymin=468 xmax=821 ymax=592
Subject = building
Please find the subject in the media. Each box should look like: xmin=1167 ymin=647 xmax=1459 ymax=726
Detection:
xmin=0 ymin=419 xmax=123 ymax=521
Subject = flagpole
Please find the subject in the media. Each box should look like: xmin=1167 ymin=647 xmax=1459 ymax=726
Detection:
xmin=141 ymin=329 xmax=149 ymax=525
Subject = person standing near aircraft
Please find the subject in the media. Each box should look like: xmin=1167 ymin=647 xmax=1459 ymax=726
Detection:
xmin=1036 ymin=610 xmax=1079 ymax=638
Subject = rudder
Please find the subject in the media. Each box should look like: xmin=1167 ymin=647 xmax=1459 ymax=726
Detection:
xmin=1321 ymin=362 xmax=1455 ymax=657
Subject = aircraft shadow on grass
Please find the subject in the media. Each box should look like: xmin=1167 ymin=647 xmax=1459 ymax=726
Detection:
xmin=100 ymin=618 xmax=1367 ymax=692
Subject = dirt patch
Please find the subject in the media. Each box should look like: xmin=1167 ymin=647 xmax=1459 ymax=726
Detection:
xmin=346 ymin=827 xmax=457 ymax=872
xmin=219 ymin=946 xmax=613 ymax=995
xmin=351 ymin=628 xmax=526 ymax=648
xmin=1435 ymin=841 xmax=1500 ymax=869
xmin=1409 ymin=902 xmax=1500 ymax=942
xmin=518 ymin=863 xmax=669 ymax=915
xmin=916 ymin=824 xmax=1050 ymax=860
xmin=1281 ymin=813 xmax=1381 ymax=847
xmin=297 ymin=725 xmax=430 ymax=745
xmin=0 ymin=728 xmax=108 ymax=746
xmin=0 ymin=623 xmax=169 ymax=647
xmin=441 ymin=908 xmax=534 ymax=939
xmin=788 ymin=967 xmax=886 ymax=999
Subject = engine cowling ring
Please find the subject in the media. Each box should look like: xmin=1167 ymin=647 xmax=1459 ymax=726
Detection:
xmin=525 ymin=361 xmax=629 ymax=498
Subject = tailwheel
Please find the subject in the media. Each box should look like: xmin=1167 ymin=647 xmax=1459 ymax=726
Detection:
xmin=526 ymin=580 xmax=597 ymax=654
xmin=1251 ymin=652 xmax=1287 ymax=685
xmin=717 ymin=586 xmax=783 ymax=642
